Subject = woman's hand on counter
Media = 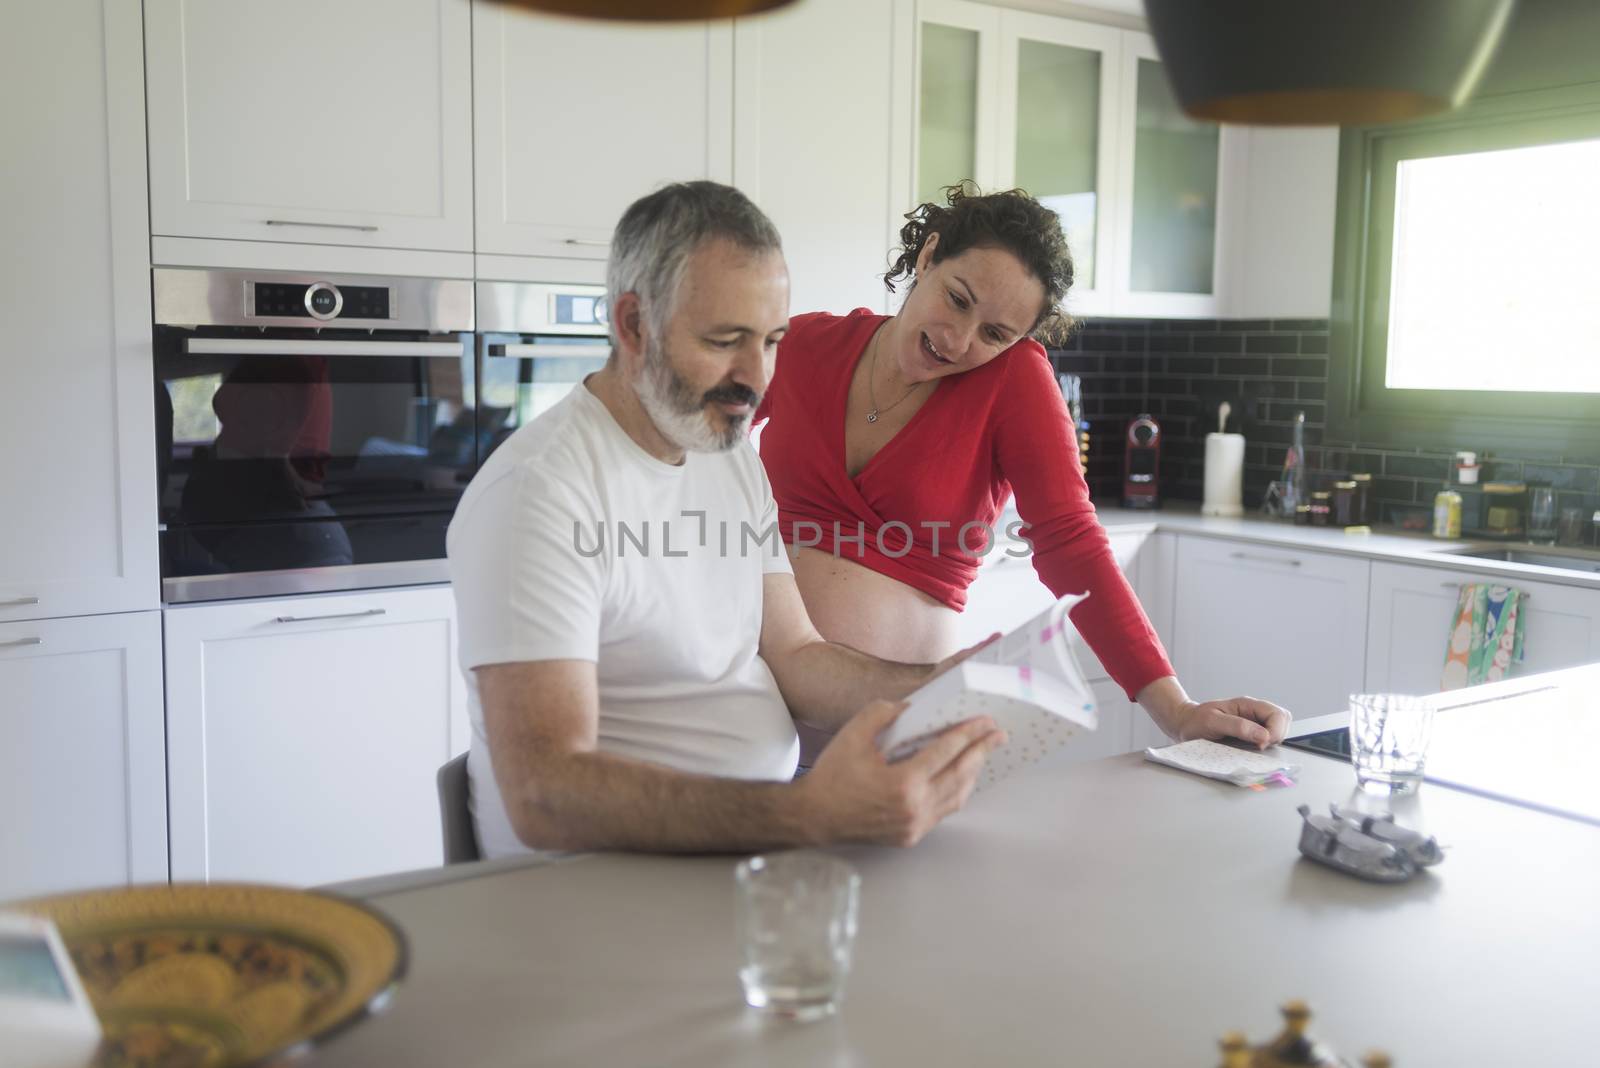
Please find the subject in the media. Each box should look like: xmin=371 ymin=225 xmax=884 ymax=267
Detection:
xmin=1136 ymin=676 xmax=1292 ymax=749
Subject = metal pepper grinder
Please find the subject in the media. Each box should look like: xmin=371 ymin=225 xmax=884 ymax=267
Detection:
xmin=1251 ymin=1000 xmax=1341 ymax=1067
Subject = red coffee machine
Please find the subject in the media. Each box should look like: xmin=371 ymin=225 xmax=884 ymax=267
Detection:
xmin=1123 ymin=414 xmax=1161 ymax=509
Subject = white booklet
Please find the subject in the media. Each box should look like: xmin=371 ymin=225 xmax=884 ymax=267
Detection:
xmin=878 ymin=593 xmax=1098 ymax=791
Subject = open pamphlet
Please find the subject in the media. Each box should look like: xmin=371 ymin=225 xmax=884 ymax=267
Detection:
xmin=1144 ymin=739 xmax=1300 ymax=789
xmin=878 ymin=593 xmax=1098 ymax=791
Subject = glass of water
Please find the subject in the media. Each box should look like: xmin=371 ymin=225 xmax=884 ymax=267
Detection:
xmin=734 ymin=851 xmax=860 ymax=1021
xmin=1348 ymin=693 xmax=1435 ymax=794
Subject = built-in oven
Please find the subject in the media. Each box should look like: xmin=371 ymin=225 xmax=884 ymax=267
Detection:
xmin=475 ymin=281 xmax=611 ymax=463
xmin=152 ymin=267 xmax=476 ymax=603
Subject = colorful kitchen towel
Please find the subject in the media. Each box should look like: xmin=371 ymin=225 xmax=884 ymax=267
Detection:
xmin=1441 ymin=583 xmax=1527 ymax=690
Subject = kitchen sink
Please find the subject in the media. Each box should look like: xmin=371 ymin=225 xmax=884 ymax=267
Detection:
xmin=1437 ymin=544 xmax=1600 ymax=574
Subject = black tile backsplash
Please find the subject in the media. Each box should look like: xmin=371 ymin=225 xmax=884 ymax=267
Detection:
xmin=1049 ymin=317 xmax=1600 ymax=536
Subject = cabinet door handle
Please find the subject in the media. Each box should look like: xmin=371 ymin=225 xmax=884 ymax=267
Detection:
xmin=0 ymin=637 xmax=43 ymax=648
xmin=264 ymin=219 xmax=380 ymax=233
xmin=1 ymin=596 xmax=40 ymax=608
xmin=1229 ymin=551 xmax=1301 ymax=567
xmin=270 ymin=608 xmax=387 ymax=625
xmin=562 ymin=238 xmax=609 ymax=247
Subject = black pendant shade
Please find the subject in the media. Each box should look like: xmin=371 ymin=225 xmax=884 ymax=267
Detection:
xmin=1143 ymin=0 xmax=1517 ymax=125
xmin=486 ymin=0 xmax=795 ymax=20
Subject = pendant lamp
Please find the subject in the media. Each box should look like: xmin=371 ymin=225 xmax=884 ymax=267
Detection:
xmin=1143 ymin=0 xmax=1517 ymax=125
xmin=486 ymin=0 xmax=795 ymax=19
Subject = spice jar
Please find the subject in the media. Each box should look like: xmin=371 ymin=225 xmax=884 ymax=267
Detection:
xmin=1332 ymin=480 xmax=1358 ymax=528
xmin=1310 ymin=491 xmax=1332 ymax=527
xmin=1349 ymin=472 xmax=1372 ymax=526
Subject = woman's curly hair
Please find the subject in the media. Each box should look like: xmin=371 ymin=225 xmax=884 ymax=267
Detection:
xmin=884 ymin=182 xmax=1075 ymax=345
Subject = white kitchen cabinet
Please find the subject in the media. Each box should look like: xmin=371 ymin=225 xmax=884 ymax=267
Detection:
xmin=912 ymin=2 xmax=1232 ymax=317
xmin=959 ymin=524 xmax=1149 ymax=682
xmin=1216 ymin=127 xmax=1339 ymax=320
xmin=958 ymin=550 xmax=1062 ymax=649
xmin=164 ymin=586 xmax=469 ymax=887
xmin=1110 ymin=32 xmax=1225 ymax=318
xmin=1128 ymin=528 xmax=1177 ymax=750
xmin=1365 ymin=561 xmax=1600 ymax=695
xmin=911 ymin=1 xmax=1344 ymax=319
xmin=473 ymin=2 xmax=732 ymax=266
xmin=0 ymin=612 xmax=167 ymax=901
xmin=995 ymin=10 xmax=1122 ymax=311
xmin=1171 ymin=536 xmax=1370 ymax=720
xmin=732 ymin=0 xmax=913 ymax=316
xmin=0 ymin=0 xmax=159 ymax=622
xmin=143 ymin=0 xmax=474 ymax=253
xmin=1080 ymin=677 xmax=1138 ymax=762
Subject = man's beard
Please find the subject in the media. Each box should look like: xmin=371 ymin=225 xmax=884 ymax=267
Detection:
xmin=634 ymin=335 xmax=760 ymax=454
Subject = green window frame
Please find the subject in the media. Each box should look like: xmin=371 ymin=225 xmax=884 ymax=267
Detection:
xmin=1328 ymin=80 xmax=1600 ymax=457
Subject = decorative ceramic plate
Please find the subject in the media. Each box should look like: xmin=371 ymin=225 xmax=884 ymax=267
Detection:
xmin=18 ymin=883 xmax=406 ymax=1068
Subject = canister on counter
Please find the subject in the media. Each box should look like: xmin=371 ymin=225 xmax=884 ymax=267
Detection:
xmin=1433 ymin=486 xmax=1463 ymax=538
xmin=1482 ymin=481 xmax=1527 ymax=538
xmin=1332 ymin=480 xmax=1358 ymax=528
xmin=1310 ymin=491 xmax=1332 ymax=527
xmin=1350 ymin=472 xmax=1372 ymax=526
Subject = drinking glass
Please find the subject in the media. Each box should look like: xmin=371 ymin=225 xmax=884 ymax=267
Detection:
xmin=1348 ymin=693 xmax=1434 ymax=795
xmin=734 ymin=851 xmax=860 ymax=1021
xmin=1528 ymin=485 xmax=1557 ymax=544
xmin=1557 ymin=506 xmax=1586 ymax=547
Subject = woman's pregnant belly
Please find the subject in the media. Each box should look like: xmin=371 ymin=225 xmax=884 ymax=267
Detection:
xmin=791 ymin=547 xmax=961 ymax=664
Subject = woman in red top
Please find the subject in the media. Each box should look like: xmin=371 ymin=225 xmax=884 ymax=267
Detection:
xmin=756 ymin=185 xmax=1289 ymax=752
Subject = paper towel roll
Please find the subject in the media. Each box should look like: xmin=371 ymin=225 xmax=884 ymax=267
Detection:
xmin=1202 ymin=432 xmax=1245 ymax=517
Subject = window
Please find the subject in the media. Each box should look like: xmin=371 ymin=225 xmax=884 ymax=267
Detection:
xmin=1331 ymin=80 xmax=1600 ymax=448
xmin=1385 ymin=139 xmax=1600 ymax=394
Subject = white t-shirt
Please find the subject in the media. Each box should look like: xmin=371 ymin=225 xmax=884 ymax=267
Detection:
xmin=447 ymin=384 xmax=800 ymax=858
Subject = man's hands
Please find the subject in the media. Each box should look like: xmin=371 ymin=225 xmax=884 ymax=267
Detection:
xmin=794 ymin=699 xmax=1007 ymax=847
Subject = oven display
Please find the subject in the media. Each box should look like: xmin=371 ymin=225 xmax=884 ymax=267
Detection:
xmin=554 ymin=294 xmax=608 ymax=326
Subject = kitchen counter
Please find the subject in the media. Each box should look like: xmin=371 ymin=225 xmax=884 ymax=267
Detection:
xmin=1065 ymin=502 xmax=1600 ymax=591
xmin=321 ymin=669 xmax=1600 ymax=1066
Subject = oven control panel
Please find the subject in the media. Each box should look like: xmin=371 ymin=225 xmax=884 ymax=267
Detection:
xmin=252 ymin=281 xmax=390 ymax=321
xmin=554 ymin=293 xmax=608 ymax=327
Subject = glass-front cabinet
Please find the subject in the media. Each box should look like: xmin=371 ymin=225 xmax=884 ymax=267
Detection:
xmin=1116 ymin=33 xmax=1221 ymax=315
xmin=914 ymin=0 xmax=1226 ymax=317
xmin=915 ymin=1 xmax=999 ymax=200
xmin=997 ymin=12 xmax=1120 ymax=306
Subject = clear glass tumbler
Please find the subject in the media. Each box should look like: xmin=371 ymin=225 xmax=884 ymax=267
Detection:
xmin=1529 ymin=484 xmax=1557 ymax=544
xmin=1348 ymin=693 xmax=1434 ymax=794
xmin=734 ymin=851 xmax=860 ymax=1021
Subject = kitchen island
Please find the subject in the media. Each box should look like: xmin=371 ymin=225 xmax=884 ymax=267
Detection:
xmin=319 ymin=666 xmax=1600 ymax=1067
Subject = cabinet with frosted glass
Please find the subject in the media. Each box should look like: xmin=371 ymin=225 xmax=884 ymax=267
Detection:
xmin=913 ymin=1 xmax=1228 ymax=317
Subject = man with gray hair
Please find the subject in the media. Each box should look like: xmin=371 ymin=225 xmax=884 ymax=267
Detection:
xmin=448 ymin=181 xmax=1004 ymax=857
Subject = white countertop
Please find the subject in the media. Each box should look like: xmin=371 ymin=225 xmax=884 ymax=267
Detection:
xmin=1285 ymin=664 xmax=1600 ymax=825
xmin=321 ymin=670 xmax=1600 ymax=1066
xmin=1075 ymin=502 xmax=1600 ymax=591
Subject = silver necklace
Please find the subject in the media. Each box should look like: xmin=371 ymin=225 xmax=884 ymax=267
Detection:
xmin=865 ymin=329 xmax=923 ymax=424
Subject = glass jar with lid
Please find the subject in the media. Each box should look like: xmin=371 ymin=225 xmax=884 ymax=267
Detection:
xmin=1331 ymin=481 xmax=1358 ymax=527
xmin=1310 ymin=491 xmax=1332 ymax=527
xmin=1349 ymin=473 xmax=1372 ymax=526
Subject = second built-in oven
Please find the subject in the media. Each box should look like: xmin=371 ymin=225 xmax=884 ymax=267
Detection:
xmin=476 ymin=281 xmax=611 ymax=462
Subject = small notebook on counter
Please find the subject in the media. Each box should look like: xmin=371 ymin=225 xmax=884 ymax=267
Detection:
xmin=878 ymin=593 xmax=1097 ymax=792
xmin=1145 ymin=739 xmax=1299 ymax=789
